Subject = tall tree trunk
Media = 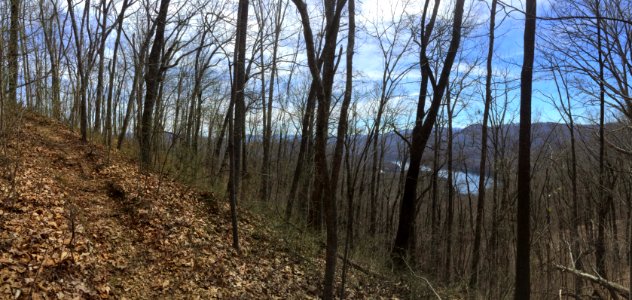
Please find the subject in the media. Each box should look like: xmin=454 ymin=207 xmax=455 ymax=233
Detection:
xmin=391 ymin=0 xmax=465 ymax=265
xmin=228 ymin=0 xmax=249 ymax=252
xmin=0 ymin=25 xmax=4 ymax=126
xmin=595 ymin=0 xmax=607 ymax=277
xmin=173 ymin=69 xmax=185 ymax=136
xmin=291 ymin=0 xmax=347 ymax=297
xmin=117 ymin=61 xmax=140 ymax=150
xmin=515 ymin=0 xmax=536 ymax=298
xmin=470 ymin=0 xmax=496 ymax=290
xmin=552 ymin=64 xmax=583 ymax=295
xmin=286 ymin=83 xmax=317 ymax=220
xmin=20 ymin=24 xmax=32 ymax=109
xmin=213 ymin=102 xmax=232 ymax=175
xmin=390 ymin=0 xmax=439 ymax=261
xmin=8 ymin=0 xmax=20 ymax=108
xmin=192 ymin=32 xmax=209 ymax=155
xmin=94 ymin=0 xmax=109 ymax=133
xmin=66 ymin=0 xmax=89 ymax=142
xmin=369 ymin=106 xmax=384 ymax=236
xmin=430 ymin=119 xmax=442 ymax=272
xmin=260 ymin=0 xmax=285 ymax=204
xmin=337 ymin=0 xmax=354 ymax=296
xmin=40 ymin=0 xmax=61 ymax=120
xmin=105 ymin=0 xmax=130 ymax=147
xmin=258 ymin=1 xmax=268 ymax=202
xmin=140 ymin=0 xmax=170 ymax=169
xmin=445 ymin=85 xmax=455 ymax=281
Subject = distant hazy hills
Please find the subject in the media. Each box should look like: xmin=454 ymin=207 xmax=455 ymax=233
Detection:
xmin=365 ymin=122 xmax=602 ymax=175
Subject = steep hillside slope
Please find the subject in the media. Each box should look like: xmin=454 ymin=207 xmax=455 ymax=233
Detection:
xmin=0 ymin=113 xmax=400 ymax=299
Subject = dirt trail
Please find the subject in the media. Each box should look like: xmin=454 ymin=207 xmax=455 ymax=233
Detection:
xmin=0 ymin=114 xmax=320 ymax=299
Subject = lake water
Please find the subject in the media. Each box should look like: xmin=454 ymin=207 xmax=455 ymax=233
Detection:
xmin=394 ymin=162 xmax=493 ymax=195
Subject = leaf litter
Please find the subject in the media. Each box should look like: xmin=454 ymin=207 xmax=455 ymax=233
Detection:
xmin=0 ymin=113 xmax=403 ymax=299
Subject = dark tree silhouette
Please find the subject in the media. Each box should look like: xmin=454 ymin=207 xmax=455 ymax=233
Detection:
xmin=391 ymin=0 xmax=466 ymax=265
xmin=516 ymin=0 xmax=537 ymax=298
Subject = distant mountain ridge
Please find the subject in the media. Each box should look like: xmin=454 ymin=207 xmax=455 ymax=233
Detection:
xmin=356 ymin=122 xmax=602 ymax=175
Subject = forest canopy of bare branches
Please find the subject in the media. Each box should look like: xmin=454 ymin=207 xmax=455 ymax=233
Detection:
xmin=1 ymin=0 xmax=632 ymax=298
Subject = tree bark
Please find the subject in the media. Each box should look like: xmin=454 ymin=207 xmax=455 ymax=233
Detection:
xmin=291 ymin=0 xmax=347 ymax=297
xmin=260 ymin=0 xmax=285 ymax=204
xmin=595 ymin=0 xmax=608 ymax=278
xmin=444 ymin=84 xmax=455 ymax=282
xmin=7 ymin=0 xmax=20 ymax=109
xmin=515 ymin=0 xmax=536 ymax=298
xmin=39 ymin=0 xmax=61 ymax=120
xmin=140 ymin=0 xmax=170 ymax=169
xmin=105 ymin=0 xmax=130 ymax=147
xmin=286 ymin=79 xmax=317 ymax=221
xmin=337 ymin=0 xmax=354 ymax=295
xmin=470 ymin=0 xmax=497 ymax=289
xmin=117 ymin=60 xmax=139 ymax=150
xmin=227 ymin=0 xmax=250 ymax=252
xmin=391 ymin=0 xmax=465 ymax=265
xmin=66 ymin=0 xmax=90 ymax=142
xmin=94 ymin=0 xmax=109 ymax=133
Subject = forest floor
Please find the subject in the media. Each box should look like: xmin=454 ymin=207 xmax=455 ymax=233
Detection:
xmin=0 ymin=112 xmax=405 ymax=299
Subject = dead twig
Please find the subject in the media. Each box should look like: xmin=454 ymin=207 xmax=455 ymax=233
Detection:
xmin=402 ymin=258 xmax=442 ymax=300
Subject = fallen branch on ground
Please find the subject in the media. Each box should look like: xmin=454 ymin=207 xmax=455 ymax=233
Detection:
xmin=315 ymin=241 xmax=389 ymax=281
xmin=553 ymin=264 xmax=629 ymax=297
xmin=402 ymin=258 xmax=442 ymax=300
xmin=336 ymin=252 xmax=389 ymax=281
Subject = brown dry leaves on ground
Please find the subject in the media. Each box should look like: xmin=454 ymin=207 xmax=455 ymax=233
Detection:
xmin=0 ymin=113 xmax=402 ymax=299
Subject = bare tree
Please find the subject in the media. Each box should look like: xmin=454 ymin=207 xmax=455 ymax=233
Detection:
xmin=595 ymin=0 xmax=608 ymax=277
xmin=66 ymin=0 xmax=90 ymax=142
xmin=391 ymin=0 xmax=466 ymax=265
xmin=516 ymin=0 xmax=537 ymax=298
xmin=291 ymin=0 xmax=347 ymax=297
xmin=38 ymin=0 xmax=67 ymax=121
xmin=8 ymin=0 xmax=20 ymax=108
xmin=339 ymin=1 xmax=355 ymax=295
xmin=139 ymin=0 xmax=170 ymax=168
xmin=260 ymin=0 xmax=288 ymax=203
xmin=362 ymin=0 xmax=415 ymax=236
xmin=470 ymin=0 xmax=497 ymax=290
xmin=94 ymin=0 xmax=111 ymax=133
xmin=228 ymin=0 xmax=250 ymax=252
xmin=104 ymin=0 xmax=132 ymax=148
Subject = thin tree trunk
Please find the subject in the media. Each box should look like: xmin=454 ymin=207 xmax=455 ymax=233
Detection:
xmin=595 ymin=0 xmax=607 ymax=277
xmin=40 ymin=0 xmax=61 ymax=120
xmin=338 ymin=0 xmax=355 ymax=296
xmin=291 ymin=0 xmax=347 ymax=297
xmin=0 ymin=25 xmax=4 ymax=126
xmin=470 ymin=0 xmax=496 ymax=290
xmin=94 ymin=0 xmax=109 ymax=133
xmin=66 ymin=0 xmax=89 ymax=142
xmin=228 ymin=0 xmax=249 ymax=252
xmin=286 ymin=83 xmax=317 ymax=220
xmin=445 ymin=85 xmax=455 ymax=282
xmin=260 ymin=0 xmax=285 ymax=204
xmin=105 ymin=0 xmax=130 ymax=148
xmin=20 ymin=23 xmax=32 ymax=108
xmin=430 ymin=118 xmax=442 ymax=272
xmin=7 ymin=0 xmax=20 ymax=109
xmin=552 ymin=64 xmax=583 ymax=295
xmin=117 ymin=62 xmax=139 ymax=150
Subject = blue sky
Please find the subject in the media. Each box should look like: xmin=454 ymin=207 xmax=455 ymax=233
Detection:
xmin=347 ymin=0 xmax=605 ymax=128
